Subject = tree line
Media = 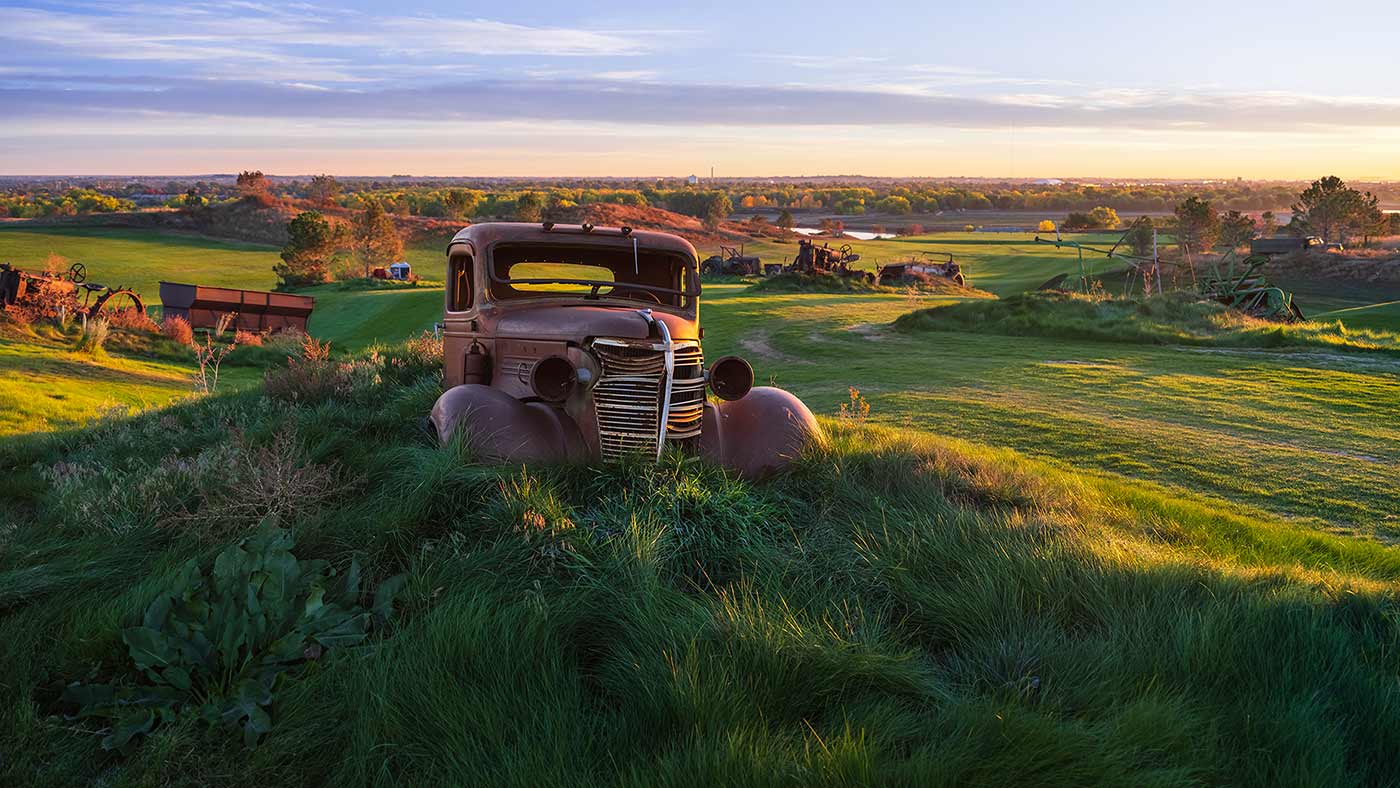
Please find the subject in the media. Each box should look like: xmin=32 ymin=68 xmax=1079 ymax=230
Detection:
xmin=1054 ymin=175 xmax=1400 ymax=253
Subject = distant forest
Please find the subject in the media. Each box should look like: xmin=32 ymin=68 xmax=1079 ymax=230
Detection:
xmin=4 ymin=174 xmax=1399 ymax=221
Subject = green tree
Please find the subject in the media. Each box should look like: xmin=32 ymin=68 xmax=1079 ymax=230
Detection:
xmin=1218 ymin=210 xmax=1258 ymax=249
xmin=308 ymin=174 xmax=341 ymax=208
xmin=776 ymin=209 xmax=795 ymax=230
xmin=354 ymin=200 xmax=404 ymax=278
xmin=1124 ymin=216 xmax=1155 ymax=257
xmin=704 ymin=193 xmax=733 ymax=231
xmin=276 ymin=211 xmax=338 ymax=287
xmin=1173 ymin=196 xmax=1219 ymax=254
xmin=1291 ymin=175 xmax=1367 ymax=243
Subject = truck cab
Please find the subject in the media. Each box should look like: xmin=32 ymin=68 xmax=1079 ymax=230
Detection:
xmin=430 ymin=222 xmax=820 ymax=477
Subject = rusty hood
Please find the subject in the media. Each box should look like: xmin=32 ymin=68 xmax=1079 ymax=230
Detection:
xmin=490 ymin=303 xmax=698 ymax=342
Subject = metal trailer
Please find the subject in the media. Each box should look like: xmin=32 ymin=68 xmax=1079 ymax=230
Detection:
xmin=159 ymin=281 xmax=315 ymax=333
xmin=1250 ymin=236 xmax=1322 ymax=256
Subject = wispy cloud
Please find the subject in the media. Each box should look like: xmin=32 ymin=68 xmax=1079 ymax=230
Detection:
xmin=0 ymin=3 xmax=657 ymax=84
xmin=6 ymin=75 xmax=1400 ymax=134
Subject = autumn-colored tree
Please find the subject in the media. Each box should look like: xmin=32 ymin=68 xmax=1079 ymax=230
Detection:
xmin=276 ymin=211 xmax=339 ymax=287
xmin=236 ymin=170 xmax=273 ymax=206
xmin=1089 ymin=206 xmax=1121 ymax=230
xmin=353 ymin=200 xmax=404 ymax=278
xmin=308 ymin=174 xmax=341 ymax=208
xmin=514 ymin=191 xmax=547 ymax=222
xmin=444 ymin=189 xmax=482 ymax=220
xmin=1037 ymin=219 xmax=1057 ymax=233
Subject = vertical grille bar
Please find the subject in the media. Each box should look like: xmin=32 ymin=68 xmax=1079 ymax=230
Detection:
xmin=591 ymin=337 xmax=704 ymax=461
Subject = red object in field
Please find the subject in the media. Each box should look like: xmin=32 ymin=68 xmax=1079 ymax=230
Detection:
xmin=159 ymin=281 xmax=315 ymax=333
xmin=371 ymin=267 xmax=389 ymax=279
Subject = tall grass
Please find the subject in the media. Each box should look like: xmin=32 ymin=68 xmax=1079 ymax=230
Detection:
xmin=2 ymin=343 xmax=1400 ymax=785
xmin=896 ymin=290 xmax=1400 ymax=355
xmin=73 ymin=317 xmax=108 ymax=356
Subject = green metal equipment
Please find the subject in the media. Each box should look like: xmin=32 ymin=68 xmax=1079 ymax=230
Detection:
xmin=1199 ymin=251 xmax=1305 ymax=322
xmin=1033 ymin=220 xmax=1306 ymax=323
xmin=1032 ymin=218 xmax=1160 ymax=296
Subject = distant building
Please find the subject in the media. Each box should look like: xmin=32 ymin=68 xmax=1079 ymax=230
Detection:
xmin=687 ymin=174 xmax=699 ymax=186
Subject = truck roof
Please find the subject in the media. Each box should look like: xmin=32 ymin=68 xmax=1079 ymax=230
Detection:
xmin=449 ymin=222 xmax=699 ymax=263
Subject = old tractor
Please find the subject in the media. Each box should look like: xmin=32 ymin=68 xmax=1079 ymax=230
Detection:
xmin=0 ymin=261 xmax=145 ymax=321
xmin=878 ymin=251 xmax=966 ymax=287
xmin=787 ymin=239 xmax=872 ymax=283
xmin=700 ymin=244 xmax=762 ymax=277
xmin=428 ymin=222 xmax=822 ymax=478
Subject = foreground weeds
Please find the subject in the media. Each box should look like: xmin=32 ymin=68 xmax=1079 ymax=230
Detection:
xmin=3 ymin=342 xmax=1400 ymax=785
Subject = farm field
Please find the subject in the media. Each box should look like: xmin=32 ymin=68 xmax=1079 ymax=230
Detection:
xmin=0 ymin=226 xmax=282 ymax=304
xmin=6 ymin=223 xmax=1400 ymax=784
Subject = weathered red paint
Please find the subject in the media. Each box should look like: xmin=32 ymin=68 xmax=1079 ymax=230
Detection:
xmin=430 ymin=222 xmax=821 ymax=477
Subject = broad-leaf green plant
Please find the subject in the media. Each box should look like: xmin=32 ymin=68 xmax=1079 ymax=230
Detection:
xmin=63 ymin=520 xmax=405 ymax=751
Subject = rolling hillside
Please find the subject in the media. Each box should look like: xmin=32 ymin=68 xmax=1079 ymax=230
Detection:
xmin=4 ymin=224 xmax=1400 ymax=784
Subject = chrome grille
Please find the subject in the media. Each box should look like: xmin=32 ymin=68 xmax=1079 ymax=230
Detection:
xmin=592 ymin=338 xmax=704 ymax=460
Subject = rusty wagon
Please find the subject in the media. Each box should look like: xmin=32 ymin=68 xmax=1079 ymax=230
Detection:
xmin=159 ymin=282 xmax=315 ymax=333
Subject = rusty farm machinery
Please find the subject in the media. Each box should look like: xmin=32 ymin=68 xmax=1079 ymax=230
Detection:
xmin=1032 ymin=219 xmax=1304 ymax=322
xmin=877 ymin=251 xmax=967 ymax=287
xmin=700 ymin=244 xmax=763 ymax=277
xmin=788 ymin=238 xmax=873 ymax=282
xmin=0 ymin=261 xmax=145 ymax=322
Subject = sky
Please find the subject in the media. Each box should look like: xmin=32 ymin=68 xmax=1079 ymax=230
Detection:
xmin=3 ymin=0 xmax=1400 ymax=178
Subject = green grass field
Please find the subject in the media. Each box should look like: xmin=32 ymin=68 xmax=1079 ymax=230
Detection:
xmin=0 ymin=226 xmax=282 ymax=304
xmin=5 ymin=224 xmax=1400 ymax=784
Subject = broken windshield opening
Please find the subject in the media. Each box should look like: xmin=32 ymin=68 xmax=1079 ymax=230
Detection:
xmin=488 ymin=242 xmax=696 ymax=308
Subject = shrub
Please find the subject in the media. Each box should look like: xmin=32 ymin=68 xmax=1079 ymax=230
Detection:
xmin=62 ymin=522 xmax=404 ymax=751
xmin=193 ymin=334 xmax=235 ymax=394
xmin=105 ymin=308 xmax=158 ymax=333
xmin=173 ymin=429 xmax=353 ymax=536
xmin=161 ymin=316 xmax=194 ymax=345
xmin=381 ymin=331 xmax=443 ymax=384
xmin=234 ymin=329 xmax=265 ymax=346
xmin=264 ymin=336 xmax=383 ymax=403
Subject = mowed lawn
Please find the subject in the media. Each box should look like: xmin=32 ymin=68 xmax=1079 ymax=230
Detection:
xmin=0 ymin=226 xmax=282 ymax=305
xmin=696 ymin=285 xmax=1400 ymax=536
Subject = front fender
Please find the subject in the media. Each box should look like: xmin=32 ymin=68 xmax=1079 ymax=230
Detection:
xmin=700 ymin=386 xmax=823 ymax=478
xmin=430 ymin=384 xmax=585 ymax=463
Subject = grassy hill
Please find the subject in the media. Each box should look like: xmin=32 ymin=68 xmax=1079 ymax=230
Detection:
xmin=5 ymin=342 xmax=1400 ymax=785
xmin=4 ymin=224 xmax=1400 ymax=782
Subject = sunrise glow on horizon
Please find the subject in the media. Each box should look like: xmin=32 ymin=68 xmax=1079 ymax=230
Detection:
xmin=4 ymin=0 xmax=1400 ymax=179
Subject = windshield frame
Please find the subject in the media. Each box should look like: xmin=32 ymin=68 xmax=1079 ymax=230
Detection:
xmin=485 ymin=241 xmax=700 ymax=309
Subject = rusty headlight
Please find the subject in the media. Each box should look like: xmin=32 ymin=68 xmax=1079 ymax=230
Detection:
xmin=530 ymin=356 xmax=577 ymax=402
xmin=707 ymin=356 xmax=753 ymax=401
